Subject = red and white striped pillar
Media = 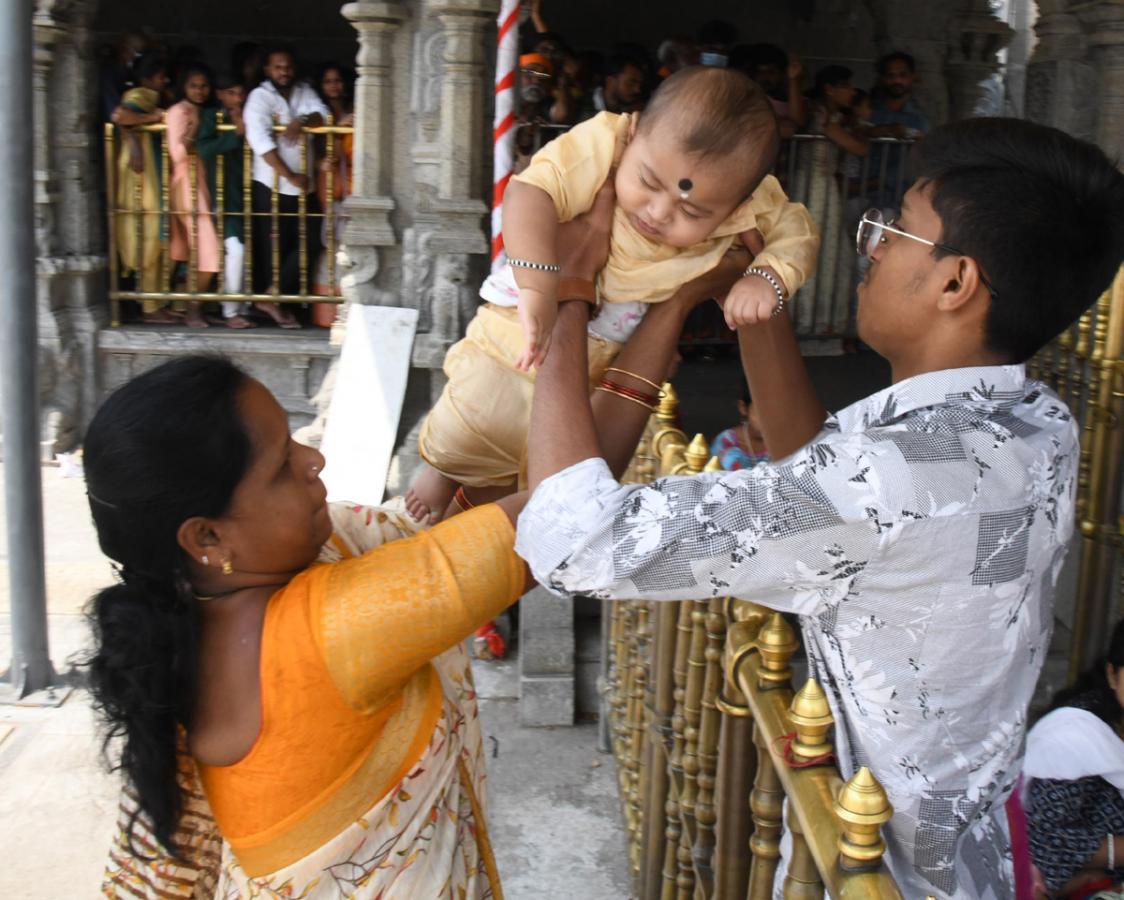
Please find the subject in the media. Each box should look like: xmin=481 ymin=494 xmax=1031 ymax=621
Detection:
xmin=491 ymin=0 xmax=520 ymax=274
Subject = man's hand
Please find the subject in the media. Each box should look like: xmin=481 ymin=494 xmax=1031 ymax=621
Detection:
xmin=286 ymin=171 xmax=310 ymax=192
xmin=281 ymin=117 xmax=303 ymax=144
xmin=557 ymin=177 xmax=615 ymax=282
xmin=516 ymin=287 xmax=556 ymax=371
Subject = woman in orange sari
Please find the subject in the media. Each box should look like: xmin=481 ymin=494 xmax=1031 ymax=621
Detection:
xmin=88 ymin=187 xmax=746 ymax=899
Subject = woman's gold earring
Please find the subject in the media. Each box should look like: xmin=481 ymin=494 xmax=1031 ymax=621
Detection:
xmin=221 ymin=557 xmax=233 ymax=576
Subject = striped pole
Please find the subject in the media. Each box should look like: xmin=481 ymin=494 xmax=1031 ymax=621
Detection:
xmin=491 ymin=0 xmax=520 ymax=274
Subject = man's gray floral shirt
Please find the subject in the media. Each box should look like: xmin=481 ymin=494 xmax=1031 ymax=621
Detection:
xmin=516 ymin=365 xmax=1077 ymax=899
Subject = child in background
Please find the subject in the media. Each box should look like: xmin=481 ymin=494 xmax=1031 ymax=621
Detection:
xmin=196 ymin=71 xmax=254 ymax=328
xmin=166 ymin=63 xmax=220 ymax=328
xmin=710 ymin=387 xmax=770 ymax=471
xmin=406 ymin=66 xmax=819 ymax=521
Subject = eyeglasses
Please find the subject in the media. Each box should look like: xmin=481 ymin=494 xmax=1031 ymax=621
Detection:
xmin=856 ymin=208 xmax=999 ymax=299
xmin=519 ymin=68 xmax=552 ymax=82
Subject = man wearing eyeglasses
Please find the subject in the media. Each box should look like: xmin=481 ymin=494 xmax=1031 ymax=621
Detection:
xmin=516 ymin=117 xmax=1124 ymax=897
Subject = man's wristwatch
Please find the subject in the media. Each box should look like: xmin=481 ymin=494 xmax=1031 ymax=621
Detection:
xmin=559 ymin=277 xmax=598 ymax=309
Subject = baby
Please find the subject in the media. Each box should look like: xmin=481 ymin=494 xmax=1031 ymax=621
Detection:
xmin=406 ymin=66 xmax=819 ymax=520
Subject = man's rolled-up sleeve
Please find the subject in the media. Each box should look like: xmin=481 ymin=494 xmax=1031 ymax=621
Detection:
xmin=244 ymin=92 xmax=276 ymax=157
xmin=516 ymin=440 xmax=887 ymax=617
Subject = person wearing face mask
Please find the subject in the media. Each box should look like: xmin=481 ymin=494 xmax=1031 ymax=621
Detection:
xmin=696 ymin=19 xmax=738 ymax=69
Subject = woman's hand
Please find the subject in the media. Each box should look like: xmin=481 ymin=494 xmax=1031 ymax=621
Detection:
xmin=557 ymin=177 xmax=615 ymax=283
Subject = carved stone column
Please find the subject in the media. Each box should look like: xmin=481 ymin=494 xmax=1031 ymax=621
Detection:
xmin=412 ymin=0 xmax=494 ymax=370
xmin=1025 ymin=0 xmax=1098 ymax=139
xmin=1076 ymin=0 xmax=1124 ymax=161
xmin=946 ymin=0 xmax=1014 ymax=119
xmin=340 ymin=1 xmax=408 ymax=306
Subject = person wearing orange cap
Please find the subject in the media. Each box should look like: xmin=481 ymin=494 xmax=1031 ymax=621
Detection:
xmin=514 ymin=51 xmax=574 ymax=163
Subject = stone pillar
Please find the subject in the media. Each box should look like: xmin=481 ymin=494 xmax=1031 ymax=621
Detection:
xmin=1077 ymin=0 xmax=1124 ymax=161
xmin=411 ymin=0 xmax=492 ymax=371
xmin=946 ymin=0 xmax=1014 ymax=119
xmin=341 ymin=1 xmax=408 ymax=307
xmin=29 ymin=0 xmax=106 ymax=457
xmin=1025 ymin=0 xmax=1098 ymax=139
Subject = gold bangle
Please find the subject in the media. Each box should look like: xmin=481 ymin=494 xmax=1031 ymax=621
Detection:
xmin=595 ymin=384 xmax=659 ymax=411
xmin=604 ymin=367 xmax=665 ymax=396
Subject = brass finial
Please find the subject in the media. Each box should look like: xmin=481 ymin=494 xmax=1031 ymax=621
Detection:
xmin=756 ymin=613 xmax=797 ymax=687
xmin=655 ymin=382 xmax=678 ymax=424
xmin=703 ymin=455 xmax=722 ymax=472
xmin=684 ymin=434 xmax=709 ymax=473
xmin=788 ymin=679 xmax=833 ymax=761
xmin=835 ymin=766 xmax=894 ymax=869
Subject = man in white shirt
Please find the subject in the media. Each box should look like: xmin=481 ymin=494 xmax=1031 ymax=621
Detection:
xmin=516 ymin=118 xmax=1124 ymax=897
xmin=243 ymin=46 xmax=328 ymax=326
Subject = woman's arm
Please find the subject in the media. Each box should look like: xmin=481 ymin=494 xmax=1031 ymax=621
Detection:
xmin=823 ymin=120 xmax=869 ymax=157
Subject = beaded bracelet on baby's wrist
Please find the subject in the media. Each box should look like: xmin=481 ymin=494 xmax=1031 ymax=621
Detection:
xmin=508 ymin=257 xmax=562 ymax=274
xmin=743 ymin=266 xmax=788 ymax=318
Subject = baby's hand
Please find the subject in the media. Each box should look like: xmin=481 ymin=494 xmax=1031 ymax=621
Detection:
xmin=722 ymin=274 xmax=781 ymax=329
xmin=516 ymin=288 xmax=556 ymax=370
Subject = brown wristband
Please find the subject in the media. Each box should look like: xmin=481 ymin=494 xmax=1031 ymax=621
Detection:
xmin=558 ymin=277 xmax=597 ymax=305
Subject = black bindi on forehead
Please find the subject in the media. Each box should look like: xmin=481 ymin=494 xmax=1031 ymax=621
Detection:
xmin=678 ymin=178 xmax=693 ymax=192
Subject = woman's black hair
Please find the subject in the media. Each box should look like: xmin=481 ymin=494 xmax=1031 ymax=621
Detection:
xmin=811 ymin=64 xmax=853 ymax=101
xmin=1048 ymin=618 xmax=1124 ymax=725
xmin=176 ymin=62 xmax=214 ymax=104
xmin=316 ymin=61 xmax=355 ymax=113
xmin=82 ymin=355 xmax=253 ymax=856
xmin=131 ymin=50 xmax=167 ymax=88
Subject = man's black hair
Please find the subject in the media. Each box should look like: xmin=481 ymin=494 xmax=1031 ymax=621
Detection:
xmin=604 ymin=52 xmax=646 ymax=80
xmin=213 ymin=71 xmax=241 ymax=92
xmin=264 ymin=43 xmax=298 ymax=66
xmin=911 ymin=117 xmax=1124 ymax=363
xmin=877 ymin=51 xmax=916 ymax=75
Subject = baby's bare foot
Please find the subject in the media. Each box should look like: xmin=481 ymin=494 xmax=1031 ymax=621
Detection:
xmin=405 ymin=466 xmax=459 ymax=524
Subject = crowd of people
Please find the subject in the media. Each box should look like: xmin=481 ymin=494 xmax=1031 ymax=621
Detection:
xmin=512 ymin=8 xmax=930 ymax=164
xmin=101 ymin=33 xmax=354 ymax=329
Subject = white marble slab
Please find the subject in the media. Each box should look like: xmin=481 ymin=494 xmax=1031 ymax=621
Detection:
xmin=320 ymin=305 xmax=418 ymax=507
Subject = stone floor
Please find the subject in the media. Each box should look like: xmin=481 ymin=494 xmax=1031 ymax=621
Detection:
xmin=0 ymin=464 xmax=630 ymax=899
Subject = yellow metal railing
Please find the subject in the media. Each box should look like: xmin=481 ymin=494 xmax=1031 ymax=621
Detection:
xmin=1028 ymin=267 xmax=1124 ymax=679
xmin=610 ymin=386 xmax=903 ymax=899
xmin=103 ymin=118 xmax=353 ymax=326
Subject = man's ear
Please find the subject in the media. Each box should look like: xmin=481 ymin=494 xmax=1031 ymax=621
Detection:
xmin=176 ymin=516 xmax=222 ymax=567
xmin=936 ymin=256 xmax=986 ymax=313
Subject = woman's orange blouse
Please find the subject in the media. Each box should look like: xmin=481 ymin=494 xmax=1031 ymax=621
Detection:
xmin=197 ymin=504 xmax=524 ymax=875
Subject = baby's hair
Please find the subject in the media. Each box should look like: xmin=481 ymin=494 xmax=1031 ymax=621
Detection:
xmin=638 ymin=66 xmax=779 ymax=199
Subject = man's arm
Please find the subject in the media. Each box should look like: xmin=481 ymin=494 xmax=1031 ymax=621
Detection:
xmin=736 ymin=312 xmax=827 ymax=460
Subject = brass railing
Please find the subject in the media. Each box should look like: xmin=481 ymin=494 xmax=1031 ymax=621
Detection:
xmin=1028 ymin=266 xmax=1124 ymax=678
xmin=103 ymin=118 xmax=353 ymax=326
xmin=610 ymin=385 xmax=903 ymax=898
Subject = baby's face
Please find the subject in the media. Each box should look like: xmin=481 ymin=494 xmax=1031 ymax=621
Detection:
xmin=615 ymin=131 xmax=746 ymax=249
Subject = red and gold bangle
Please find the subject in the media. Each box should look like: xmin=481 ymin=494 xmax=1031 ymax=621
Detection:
xmin=603 ymin=367 xmax=665 ymax=397
xmin=452 ymin=486 xmax=476 ymax=512
xmin=596 ymin=378 xmax=660 ymax=410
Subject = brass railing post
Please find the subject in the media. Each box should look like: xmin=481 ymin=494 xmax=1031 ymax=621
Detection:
xmin=104 ymin=124 xmax=120 ymax=326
